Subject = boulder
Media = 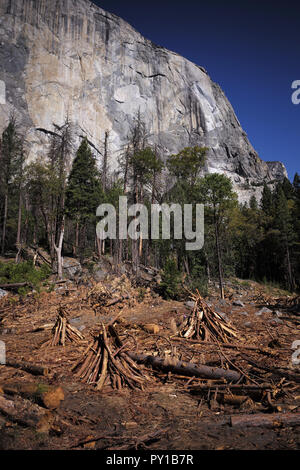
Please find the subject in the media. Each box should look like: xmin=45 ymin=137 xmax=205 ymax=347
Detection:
xmin=0 ymin=288 xmax=8 ymax=299
xmin=62 ymin=258 xmax=82 ymax=279
xmin=255 ymin=307 xmax=272 ymax=317
xmin=239 ymin=311 xmax=249 ymax=316
xmin=232 ymin=300 xmax=245 ymax=307
xmin=274 ymin=310 xmax=283 ymax=318
xmin=90 ymin=256 xmax=113 ymax=282
xmin=185 ymin=301 xmax=196 ymax=309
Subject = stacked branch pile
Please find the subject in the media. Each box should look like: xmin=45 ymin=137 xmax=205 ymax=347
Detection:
xmin=88 ymin=275 xmax=138 ymax=309
xmin=72 ymin=324 xmax=149 ymax=390
xmin=42 ymin=307 xmax=84 ymax=347
xmin=179 ymin=291 xmax=237 ymax=343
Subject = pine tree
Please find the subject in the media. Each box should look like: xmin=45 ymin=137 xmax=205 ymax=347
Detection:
xmin=167 ymin=146 xmax=207 ymax=186
xmin=249 ymin=194 xmax=258 ymax=210
xmin=273 ymin=185 xmax=295 ymax=290
xmin=0 ymin=116 xmax=24 ymax=255
xmin=65 ymin=138 xmax=103 ymax=256
xmin=293 ymin=173 xmax=300 ymax=197
xmin=197 ymin=173 xmax=237 ymax=299
xmin=292 ymin=173 xmax=300 ymax=288
xmin=261 ymin=183 xmax=273 ymax=215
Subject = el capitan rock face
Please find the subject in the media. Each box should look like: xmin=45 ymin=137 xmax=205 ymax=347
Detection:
xmin=0 ymin=0 xmax=287 ymax=201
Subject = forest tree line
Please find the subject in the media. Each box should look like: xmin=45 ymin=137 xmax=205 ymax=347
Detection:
xmin=0 ymin=114 xmax=299 ymax=297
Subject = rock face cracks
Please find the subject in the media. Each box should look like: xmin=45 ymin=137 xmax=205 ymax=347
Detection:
xmin=0 ymin=0 xmax=287 ymax=201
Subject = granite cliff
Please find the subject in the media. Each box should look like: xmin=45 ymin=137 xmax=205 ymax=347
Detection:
xmin=0 ymin=0 xmax=287 ymax=201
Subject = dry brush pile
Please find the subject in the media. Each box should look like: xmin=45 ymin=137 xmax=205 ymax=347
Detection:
xmin=1 ymin=280 xmax=299 ymax=434
xmin=72 ymin=323 xmax=150 ymax=391
xmin=41 ymin=307 xmax=84 ymax=348
xmin=87 ymin=275 xmax=139 ymax=309
xmin=179 ymin=290 xmax=237 ymax=343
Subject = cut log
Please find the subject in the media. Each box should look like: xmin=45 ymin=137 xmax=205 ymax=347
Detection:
xmin=219 ymin=395 xmax=250 ymax=406
xmin=0 ymin=382 xmax=64 ymax=409
xmin=107 ymin=428 xmax=169 ymax=451
xmin=29 ymin=323 xmax=54 ymax=333
xmin=172 ymin=337 xmax=282 ymax=354
xmin=189 ymin=383 xmax=272 ymax=392
xmin=0 ymin=282 xmax=31 ymax=290
xmin=0 ymin=394 xmax=54 ymax=433
xmin=128 ymin=352 xmax=241 ymax=382
xmin=231 ymin=412 xmax=300 ymax=428
xmin=242 ymin=355 xmax=300 ymax=383
xmin=106 ymin=294 xmax=130 ymax=307
xmin=3 ymin=361 xmax=49 ymax=376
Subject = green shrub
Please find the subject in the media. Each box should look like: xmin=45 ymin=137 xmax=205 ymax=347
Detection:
xmin=159 ymin=258 xmax=183 ymax=300
xmin=189 ymin=264 xmax=208 ymax=297
xmin=0 ymin=261 xmax=51 ymax=294
xmin=137 ymin=287 xmax=146 ymax=302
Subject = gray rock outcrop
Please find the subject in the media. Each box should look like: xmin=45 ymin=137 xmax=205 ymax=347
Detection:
xmin=0 ymin=288 xmax=8 ymax=299
xmin=0 ymin=0 xmax=287 ymax=201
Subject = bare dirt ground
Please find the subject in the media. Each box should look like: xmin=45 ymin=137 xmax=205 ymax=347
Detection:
xmin=0 ymin=278 xmax=299 ymax=450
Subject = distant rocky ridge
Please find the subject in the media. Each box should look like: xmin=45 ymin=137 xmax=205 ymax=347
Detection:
xmin=0 ymin=0 xmax=287 ymax=202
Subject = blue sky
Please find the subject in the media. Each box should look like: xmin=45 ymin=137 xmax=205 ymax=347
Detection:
xmin=94 ymin=1 xmax=299 ymax=180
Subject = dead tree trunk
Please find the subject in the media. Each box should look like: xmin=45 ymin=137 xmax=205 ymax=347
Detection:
xmin=0 ymin=395 xmax=55 ymax=433
xmin=128 ymin=352 xmax=241 ymax=382
xmin=54 ymin=217 xmax=65 ymax=280
xmin=231 ymin=412 xmax=300 ymax=428
xmin=3 ymin=361 xmax=49 ymax=376
xmin=0 ymin=382 xmax=64 ymax=409
xmin=15 ymin=190 xmax=22 ymax=263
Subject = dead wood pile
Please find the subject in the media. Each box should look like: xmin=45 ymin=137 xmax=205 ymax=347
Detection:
xmin=87 ymin=275 xmax=139 ymax=309
xmin=72 ymin=323 xmax=150 ymax=391
xmin=1 ymin=279 xmax=299 ymax=442
xmin=41 ymin=307 xmax=84 ymax=347
xmin=250 ymin=291 xmax=300 ymax=311
xmin=179 ymin=291 xmax=237 ymax=343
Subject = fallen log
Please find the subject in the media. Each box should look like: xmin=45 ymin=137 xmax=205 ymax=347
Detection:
xmin=231 ymin=412 xmax=300 ymax=428
xmin=0 ymin=382 xmax=64 ymax=409
xmin=71 ymin=427 xmax=169 ymax=450
xmin=71 ymin=433 xmax=120 ymax=449
xmin=189 ymin=383 xmax=272 ymax=405
xmin=3 ymin=361 xmax=49 ymax=376
xmin=219 ymin=395 xmax=251 ymax=406
xmin=107 ymin=428 xmax=170 ymax=451
xmin=171 ymin=337 xmax=284 ymax=354
xmin=242 ymin=355 xmax=300 ymax=383
xmin=106 ymin=294 xmax=130 ymax=307
xmin=29 ymin=323 xmax=54 ymax=333
xmin=0 ymin=282 xmax=31 ymax=290
xmin=33 ymin=247 xmax=52 ymax=267
xmin=128 ymin=352 xmax=241 ymax=382
xmin=0 ymin=394 xmax=55 ymax=433
xmin=189 ymin=383 xmax=272 ymax=393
